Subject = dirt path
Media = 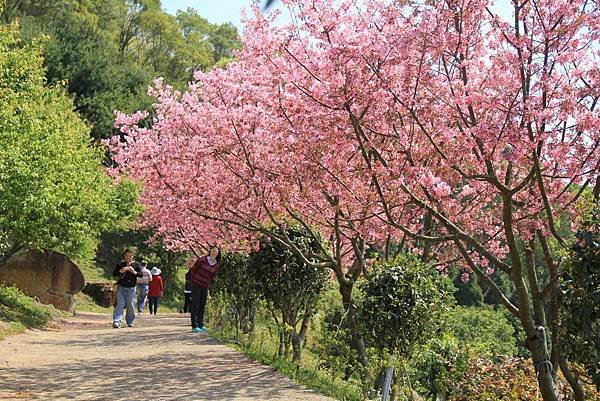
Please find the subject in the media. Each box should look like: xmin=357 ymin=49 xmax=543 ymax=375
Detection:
xmin=0 ymin=312 xmax=335 ymax=401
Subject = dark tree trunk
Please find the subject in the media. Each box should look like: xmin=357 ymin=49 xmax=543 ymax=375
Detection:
xmin=339 ymin=281 xmax=368 ymax=367
xmin=526 ymin=327 xmax=559 ymax=401
xmin=559 ymin=354 xmax=585 ymax=401
xmin=291 ymin=311 xmax=311 ymax=363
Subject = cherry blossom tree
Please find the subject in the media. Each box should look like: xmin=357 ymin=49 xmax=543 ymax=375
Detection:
xmin=108 ymin=39 xmax=392 ymax=367
xmin=109 ymin=0 xmax=599 ymax=399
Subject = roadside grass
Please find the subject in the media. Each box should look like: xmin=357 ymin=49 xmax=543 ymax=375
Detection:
xmin=209 ymin=316 xmax=362 ymax=401
xmin=73 ymin=292 xmax=113 ymax=314
xmin=77 ymin=260 xmax=111 ymax=283
xmin=0 ymin=285 xmax=61 ymax=340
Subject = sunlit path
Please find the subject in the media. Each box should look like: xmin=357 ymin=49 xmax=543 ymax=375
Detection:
xmin=0 ymin=313 xmax=334 ymax=401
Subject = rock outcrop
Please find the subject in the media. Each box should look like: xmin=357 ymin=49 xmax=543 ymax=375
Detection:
xmin=82 ymin=282 xmax=116 ymax=308
xmin=0 ymin=248 xmax=85 ymax=312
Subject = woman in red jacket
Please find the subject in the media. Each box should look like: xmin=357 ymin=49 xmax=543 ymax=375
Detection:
xmin=148 ymin=267 xmax=164 ymax=315
xmin=189 ymin=246 xmax=221 ymax=333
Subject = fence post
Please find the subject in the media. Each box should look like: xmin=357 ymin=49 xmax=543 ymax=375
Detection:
xmin=382 ymin=355 xmax=396 ymax=401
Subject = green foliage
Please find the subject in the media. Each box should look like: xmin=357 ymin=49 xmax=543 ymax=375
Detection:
xmin=249 ymin=226 xmax=330 ymax=361
xmin=0 ymin=285 xmax=55 ymax=329
xmin=443 ymin=306 xmax=520 ymax=357
xmin=41 ymin=10 xmax=153 ymax=139
xmin=211 ymin=252 xmax=260 ymax=338
xmin=359 ymin=253 xmax=453 ymax=356
xmin=249 ymin=228 xmax=330 ymax=322
xmin=311 ymin=287 xmax=361 ymax=382
xmin=446 ymin=356 xmax=596 ymax=401
xmin=410 ymin=334 xmax=470 ymax=399
xmin=451 ymin=266 xmax=484 ymax=306
xmin=450 ymin=265 xmax=517 ymax=307
xmin=561 ymin=203 xmax=600 ymax=389
xmin=4 ymin=0 xmax=240 ymax=139
xmin=0 ymin=22 xmax=139 ymax=261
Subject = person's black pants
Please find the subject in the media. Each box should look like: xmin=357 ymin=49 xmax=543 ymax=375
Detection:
xmin=183 ymin=291 xmax=192 ymax=313
xmin=148 ymin=296 xmax=160 ymax=314
xmin=191 ymin=286 xmax=208 ymax=328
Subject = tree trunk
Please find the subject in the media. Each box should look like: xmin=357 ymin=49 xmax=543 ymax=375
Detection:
xmin=528 ymin=327 xmax=559 ymax=401
xmin=243 ymin=305 xmax=257 ymax=335
xmin=278 ymin=329 xmax=285 ymax=358
xmin=291 ymin=312 xmax=311 ymax=363
xmin=339 ymin=281 xmax=368 ymax=367
xmin=558 ymin=354 xmax=585 ymax=401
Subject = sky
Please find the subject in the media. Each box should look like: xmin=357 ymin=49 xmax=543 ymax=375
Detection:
xmin=161 ymin=0 xmax=514 ymax=32
xmin=161 ymin=0 xmax=292 ymax=32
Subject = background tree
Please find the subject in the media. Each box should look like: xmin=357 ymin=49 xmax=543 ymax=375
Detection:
xmin=0 ymin=21 xmax=139 ymax=262
xmin=211 ymin=252 xmax=260 ymax=340
xmin=561 ymin=202 xmax=600 ymax=390
xmin=249 ymin=225 xmax=330 ymax=363
xmin=3 ymin=0 xmax=240 ymax=139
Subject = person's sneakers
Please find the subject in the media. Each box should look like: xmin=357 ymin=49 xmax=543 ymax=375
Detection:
xmin=112 ymin=322 xmax=120 ymax=329
xmin=192 ymin=327 xmax=202 ymax=333
xmin=127 ymin=323 xmax=134 ymax=327
xmin=198 ymin=327 xmax=208 ymax=333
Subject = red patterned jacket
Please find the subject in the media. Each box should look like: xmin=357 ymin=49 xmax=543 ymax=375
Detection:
xmin=190 ymin=256 xmax=220 ymax=289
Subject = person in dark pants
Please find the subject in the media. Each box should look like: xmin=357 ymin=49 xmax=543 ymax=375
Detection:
xmin=112 ymin=249 xmax=143 ymax=328
xmin=189 ymin=246 xmax=221 ymax=333
xmin=148 ymin=267 xmax=164 ymax=315
xmin=183 ymin=269 xmax=192 ymax=314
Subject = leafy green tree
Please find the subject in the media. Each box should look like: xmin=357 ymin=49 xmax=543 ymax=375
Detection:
xmin=359 ymin=253 xmax=453 ymax=397
xmin=249 ymin=225 xmax=330 ymax=363
xmin=561 ymin=203 xmax=600 ymax=390
xmin=410 ymin=334 xmax=470 ymax=400
xmin=0 ymin=21 xmax=139 ymax=262
xmin=211 ymin=252 xmax=260 ymax=340
xmin=42 ymin=10 xmax=152 ymax=139
xmin=360 ymin=253 xmax=453 ymax=357
xmin=4 ymin=1 xmax=240 ymax=139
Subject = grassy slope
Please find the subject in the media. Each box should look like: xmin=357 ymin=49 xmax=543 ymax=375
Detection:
xmin=0 ymin=285 xmax=62 ymax=340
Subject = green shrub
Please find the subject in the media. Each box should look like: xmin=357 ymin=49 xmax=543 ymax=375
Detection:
xmin=211 ymin=252 xmax=260 ymax=339
xmin=561 ymin=203 xmax=600 ymax=389
xmin=359 ymin=253 xmax=453 ymax=356
xmin=311 ymin=287 xmax=361 ymax=382
xmin=443 ymin=306 xmax=520 ymax=357
xmin=411 ymin=334 xmax=470 ymax=399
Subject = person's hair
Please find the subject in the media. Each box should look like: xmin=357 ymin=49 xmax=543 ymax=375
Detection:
xmin=122 ymin=249 xmax=133 ymax=256
xmin=141 ymin=260 xmax=148 ymax=267
xmin=208 ymin=246 xmax=222 ymax=263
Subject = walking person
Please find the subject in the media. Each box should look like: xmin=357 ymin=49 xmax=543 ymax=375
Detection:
xmin=148 ymin=267 xmax=164 ymax=315
xmin=182 ymin=267 xmax=192 ymax=314
xmin=136 ymin=261 xmax=153 ymax=314
xmin=112 ymin=249 xmax=143 ymax=328
xmin=189 ymin=246 xmax=221 ymax=333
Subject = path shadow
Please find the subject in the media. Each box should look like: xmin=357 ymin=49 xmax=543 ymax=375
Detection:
xmin=0 ymin=351 xmax=310 ymax=400
xmin=0 ymin=314 xmax=327 ymax=400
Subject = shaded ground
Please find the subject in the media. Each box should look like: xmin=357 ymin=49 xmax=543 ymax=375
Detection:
xmin=0 ymin=312 xmax=335 ymax=400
